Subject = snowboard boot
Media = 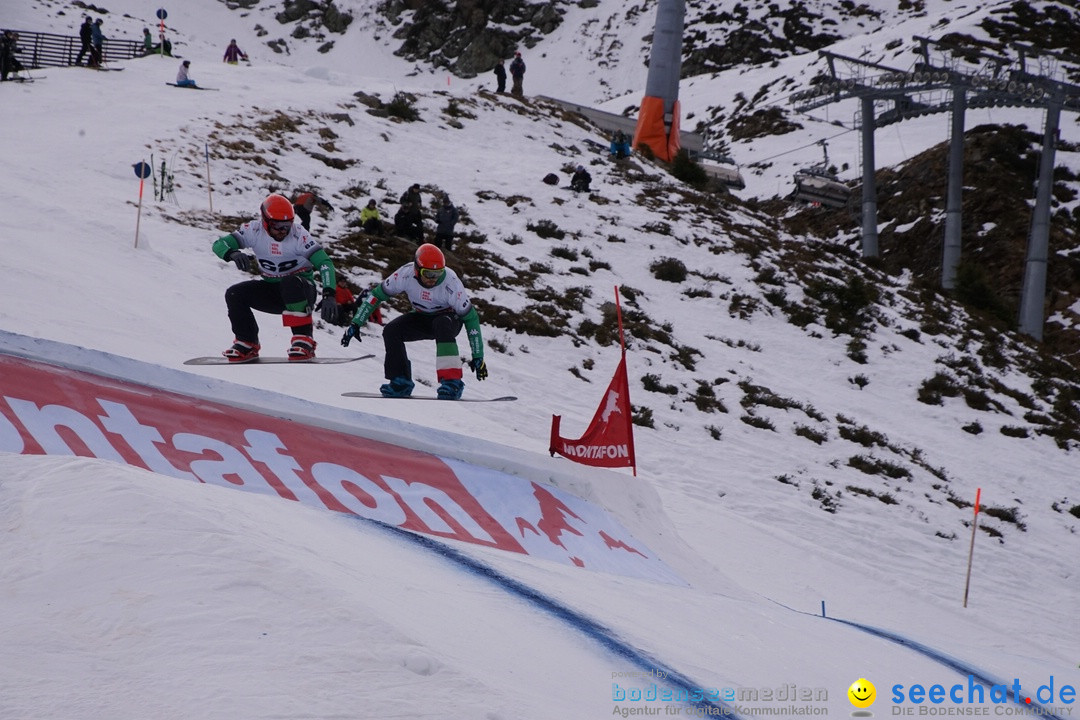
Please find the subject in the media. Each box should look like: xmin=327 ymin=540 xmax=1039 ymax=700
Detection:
xmin=436 ymin=379 xmax=465 ymax=400
xmin=222 ymin=340 xmax=260 ymax=363
xmin=287 ymin=335 xmax=316 ymax=362
xmin=379 ymin=376 xmax=415 ymax=398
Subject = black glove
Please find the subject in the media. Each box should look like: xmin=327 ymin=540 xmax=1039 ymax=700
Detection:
xmin=224 ymin=249 xmax=251 ymax=272
xmin=319 ymin=289 xmax=337 ymax=323
xmin=341 ymin=324 xmax=362 ymax=347
xmin=469 ymin=358 xmax=488 ymax=381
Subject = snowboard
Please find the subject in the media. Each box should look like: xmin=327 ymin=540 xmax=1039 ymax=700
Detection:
xmin=165 ymin=82 xmax=219 ymax=91
xmin=185 ymin=354 xmax=374 ymax=366
xmin=342 ymin=391 xmax=517 ymax=402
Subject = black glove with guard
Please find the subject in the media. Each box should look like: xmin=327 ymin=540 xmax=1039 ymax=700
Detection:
xmin=319 ymin=288 xmax=337 ymax=323
xmin=224 ymin=249 xmax=251 ymax=272
xmin=469 ymin=358 xmax=488 ymax=381
xmin=341 ymin=323 xmax=362 ymax=347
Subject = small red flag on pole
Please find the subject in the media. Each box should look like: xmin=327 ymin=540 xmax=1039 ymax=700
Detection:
xmin=962 ymin=487 xmax=981 ymax=608
xmin=549 ymin=286 xmax=637 ymax=475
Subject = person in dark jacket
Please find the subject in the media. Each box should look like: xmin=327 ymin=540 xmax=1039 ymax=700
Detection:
xmin=75 ymin=16 xmax=93 ymax=65
xmin=399 ymin=183 xmax=422 ymax=210
xmin=493 ymin=59 xmax=506 ymax=93
xmin=509 ymin=52 xmax=526 ymax=97
xmin=394 ymin=203 xmax=424 ymax=243
xmin=89 ymin=18 xmax=105 ymax=68
xmin=434 ymin=196 xmax=460 ymax=252
xmin=0 ymin=31 xmax=25 ymax=81
xmin=570 ymin=164 xmax=592 ymax=192
xmin=223 ymin=38 xmax=248 ymax=64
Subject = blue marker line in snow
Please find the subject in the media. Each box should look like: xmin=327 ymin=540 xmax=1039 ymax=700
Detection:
xmin=354 ymin=516 xmax=745 ymax=719
xmin=770 ymin=598 xmax=1068 ymax=720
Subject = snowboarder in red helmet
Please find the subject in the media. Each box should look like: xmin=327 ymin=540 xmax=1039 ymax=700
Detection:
xmin=342 ymin=243 xmax=487 ymax=399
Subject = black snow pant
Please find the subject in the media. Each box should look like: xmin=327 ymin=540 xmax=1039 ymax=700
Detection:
xmin=382 ymin=312 xmax=462 ymax=380
xmin=434 ymin=230 xmax=454 ymax=252
xmin=225 ymin=276 xmax=315 ymax=345
xmin=75 ymin=39 xmax=91 ymax=65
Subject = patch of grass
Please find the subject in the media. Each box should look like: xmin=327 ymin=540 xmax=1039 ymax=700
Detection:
xmin=794 ymin=424 xmax=828 ymax=444
xmin=641 ymin=374 xmax=678 ymax=395
xmin=962 ymin=421 xmax=983 ymax=435
xmin=846 ymin=485 xmax=899 ymax=505
xmin=999 ymin=425 xmax=1030 ymax=438
xmin=632 ymin=405 xmax=655 ymax=429
xmin=918 ymin=372 xmax=962 ymax=405
xmin=650 ymin=257 xmax=688 ymax=283
xmin=983 ymin=506 xmax=1026 ymax=531
xmin=848 ymin=455 xmax=912 ymax=480
xmin=811 ymin=482 xmax=838 ymax=513
xmin=740 ymin=414 xmax=776 ymax=431
xmin=671 ymin=148 xmax=709 ymax=188
xmin=526 ymin=219 xmax=566 ymax=240
xmin=551 ymin=246 xmax=579 ymax=262
xmin=738 ymin=381 xmax=801 ymax=411
xmin=838 ymin=424 xmax=889 ymax=448
xmin=691 ymin=380 xmax=728 ymax=413
xmin=386 ymin=91 xmax=420 ymax=121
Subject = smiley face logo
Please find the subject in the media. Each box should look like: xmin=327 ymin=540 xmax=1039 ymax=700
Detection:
xmin=848 ymin=678 xmax=876 ymax=708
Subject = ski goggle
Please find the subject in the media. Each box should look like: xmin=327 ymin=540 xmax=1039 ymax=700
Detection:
xmin=418 ymin=267 xmax=445 ymax=281
xmin=264 ymin=218 xmax=292 ymax=235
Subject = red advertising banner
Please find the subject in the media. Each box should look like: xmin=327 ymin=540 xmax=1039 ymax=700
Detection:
xmin=0 ymin=351 xmax=676 ymax=582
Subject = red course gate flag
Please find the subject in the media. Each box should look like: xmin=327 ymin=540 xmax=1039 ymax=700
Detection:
xmin=549 ymin=286 xmax=637 ymax=474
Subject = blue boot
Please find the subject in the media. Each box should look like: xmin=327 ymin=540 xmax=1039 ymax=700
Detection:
xmin=380 ymin=376 xmax=415 ymax=398
xmin=437 ymin=379 xmax=465 ymax=400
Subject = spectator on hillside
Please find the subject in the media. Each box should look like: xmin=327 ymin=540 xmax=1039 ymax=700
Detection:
xmin=75 ymin=16 xmax=93 ymax=66
xmin=509 ymin=51 xmax=526 ymax=97
xmin=360 ymin=199 xmax=384 ymax=235
xmin=394 ymin=202 xmax=424 ymax=243
xmin=434 ymin=195 xmax=460 ymax=252
xmin=292 ymin=191 xmax=333 ymax=231
xmin=321 ymin=278 xmax=383 ymax=327
xmin=570 ymin=164 xmax=592 ymax=193
xmin=89 ymin=18 xmax=105 ymax=68
xmin=0 ymin=31 xmax=25 ymax=81
xmin=223 ymin=38 xmax=248 ymax=64
xmin=175 ymin=59 xmax=196 ymax=87
xmin=493 ymin=59 xmax=506 ymax=93
xmin=399 ymin=183 xmax=422 ymax=211
xmin=610 ymin=130 xmax=631 ymax=159
xmin=142 ymin=28 xmax=158 ymax=54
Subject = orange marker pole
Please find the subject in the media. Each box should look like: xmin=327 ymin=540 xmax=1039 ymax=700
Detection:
xmin=204 ymin=143 xmax=214 ymax=213
xmin=132 ymin=161 xmax=151 ymax=248
xmin=962 ymin=487 xmax=981 ymax=607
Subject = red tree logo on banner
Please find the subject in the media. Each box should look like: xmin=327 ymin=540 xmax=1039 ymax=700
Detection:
xmin=549 ymin=287 xmax=637 ymax=475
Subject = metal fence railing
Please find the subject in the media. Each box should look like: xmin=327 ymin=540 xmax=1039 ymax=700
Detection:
xmin=2 ymin=28 xmax=144 ymax=69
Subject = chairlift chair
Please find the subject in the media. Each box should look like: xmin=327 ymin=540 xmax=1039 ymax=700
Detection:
xmin=792 ymin=140 xmax=850 ymax=208
xmin=696 ymin=149 xmax=746 ymax=190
